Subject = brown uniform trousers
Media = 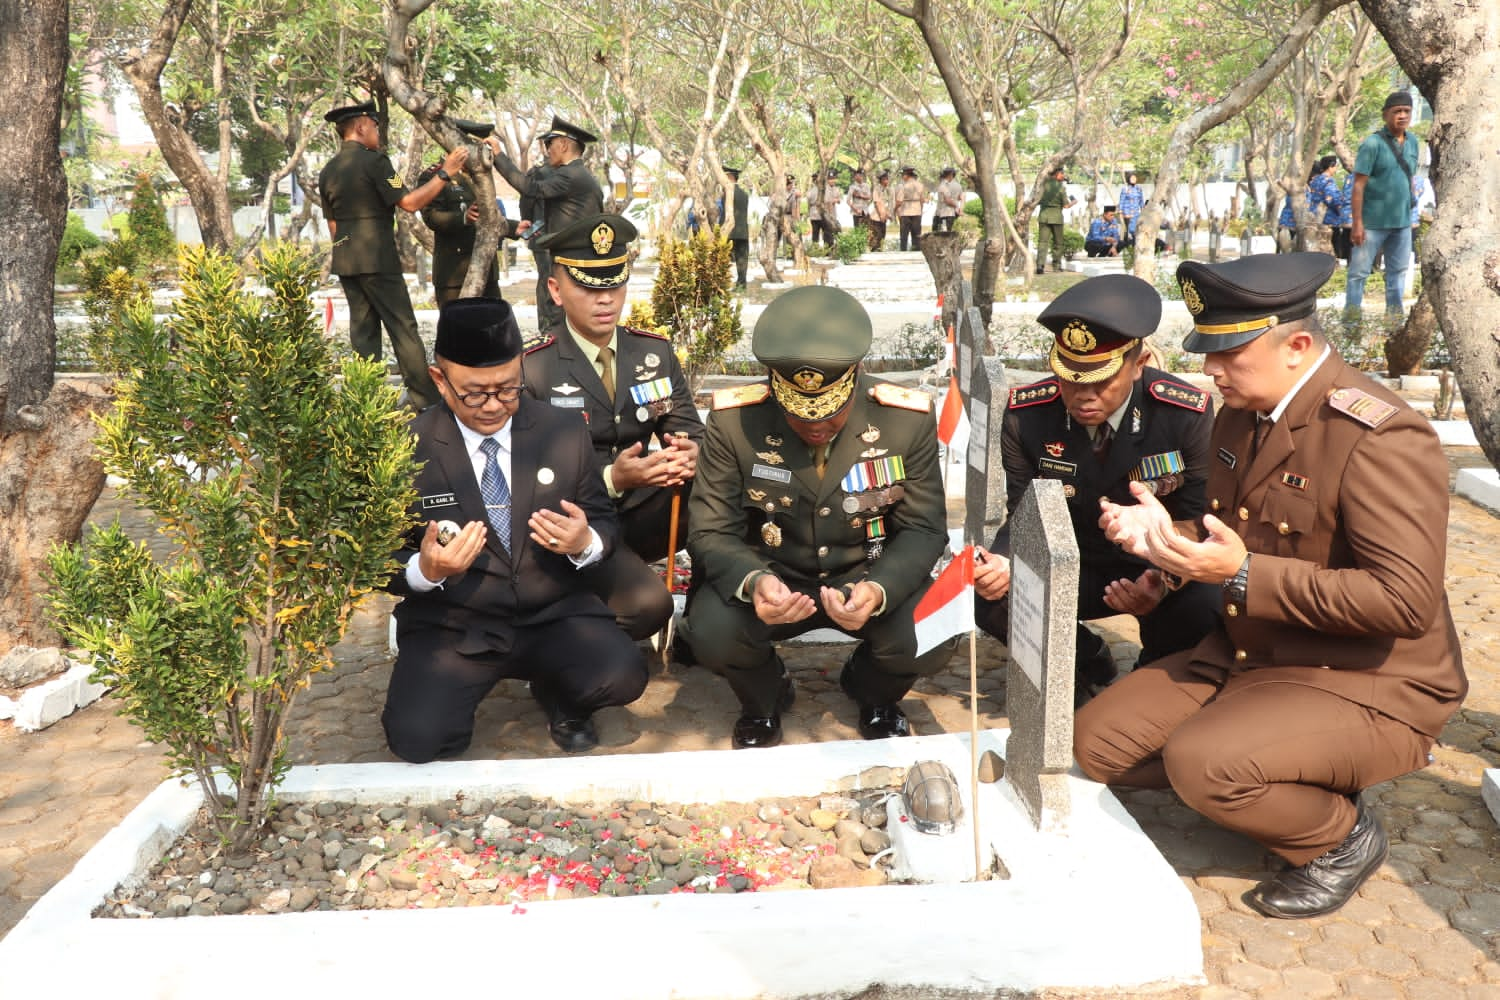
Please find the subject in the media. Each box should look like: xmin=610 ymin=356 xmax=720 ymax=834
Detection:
xmin=1074 ymin=355 xmax=1466 ymax=865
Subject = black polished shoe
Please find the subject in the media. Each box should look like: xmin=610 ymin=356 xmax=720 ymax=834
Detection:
xmin=548 ymin=715 xmax=599 ymax=754
xmin=731 ymin=677 xmax=795 ymax=749
xmin=1243 ymin=801 xmax=1388 ymax=919
xmin=1073 ymin=646 xmax=1118 ymax=709
xmin=856 ymin=703 xmax=911 ymax=740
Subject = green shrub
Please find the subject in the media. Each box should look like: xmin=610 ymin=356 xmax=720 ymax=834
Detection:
xmin=887 ymin=321 xmax=945 ymax=367
xmin=126 ymin=173 xmax=176 ymax=264
xmin=47 ymin=244 xmax=418 ymax=852
xmin=652 ymin=227 xmax=745 ymax=389
xmin=833 ymin=226 xmax=868 ymax=264
xmin=1060 ymin=228 xmax=1085 ymax=259
xmin=58 ymin=213 xmax=101 ymax=268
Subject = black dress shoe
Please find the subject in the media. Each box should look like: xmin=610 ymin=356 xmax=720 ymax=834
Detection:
xmin=548 ymin=715 xmax=599 ymax=753
xmin=1243 ymin=801 xmax=1388 ymax=919
xmin=856 ymin=703 xmax=911 ymax=740
xmin=1074 ymin=646 xmax=1118 ymax=709
xmin=731 ymin=677 xmax=795 ymax=749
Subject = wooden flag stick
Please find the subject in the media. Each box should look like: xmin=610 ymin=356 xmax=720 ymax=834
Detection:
xmin=659 ymin=487 xmax=683 ymax=669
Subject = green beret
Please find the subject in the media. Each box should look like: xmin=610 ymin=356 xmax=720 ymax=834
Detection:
xmin=753 ymin=287 xmax=872 ymax=421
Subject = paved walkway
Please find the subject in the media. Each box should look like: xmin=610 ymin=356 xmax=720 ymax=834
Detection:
xmin=3 ymin=450 xmax=1499 ymax=999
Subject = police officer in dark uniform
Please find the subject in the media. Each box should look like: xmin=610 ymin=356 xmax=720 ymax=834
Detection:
xmin=680 ymin=286 xmax=956 ymax=749
xmin=318 ymin=101 xmax=467 ymax=410
xmin=419 ymin=119 xmax=505 ymax=307
xmin=974 ymin=274 xmax=1220 ymax=705
xmin=483 ymin=117 xmax=604 ymax=333
xmin=521 ymin=214 xmax=703 ymax=640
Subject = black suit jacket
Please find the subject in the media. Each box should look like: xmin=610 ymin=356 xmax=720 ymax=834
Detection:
xmin=496 ymin=156 xmax=602 ymax=234
xmin=390 ymin=398 xmax=618 ymax=646
xmin=994 ymin=368 xmax=1214 ymax=571
xmin=522 ymin=326 xmax=704 ymax=515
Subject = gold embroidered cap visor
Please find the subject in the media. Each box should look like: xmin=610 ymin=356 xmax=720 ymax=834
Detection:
xmin=770 ymin=364 xmax=858 ymax=421
xmin=533 ymin=214 xmax=638 ymax=289
xmin=554 ymin=255 xmax=631 ymax=289
xmin=1177 ymin=252 xmax=1336 ymax=353
xmin=752 ymin=285 xmax=873 ymax=421
xmin=1048 ymin=338 xmax=1132 ymax=384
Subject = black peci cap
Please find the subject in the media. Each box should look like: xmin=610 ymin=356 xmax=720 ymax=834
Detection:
xmin=434 ymin=297 xmax=523 ymax=367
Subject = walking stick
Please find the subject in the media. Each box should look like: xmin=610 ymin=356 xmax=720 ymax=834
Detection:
xmin=660 ymin=485 xmax=683 ymax=670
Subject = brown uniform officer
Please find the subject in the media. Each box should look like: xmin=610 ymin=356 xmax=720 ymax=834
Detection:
xmin=1078 ymin=252 xmax=1466 ymax=919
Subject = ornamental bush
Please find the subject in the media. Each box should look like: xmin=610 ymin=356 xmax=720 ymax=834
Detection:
xmin=126 ymin=172 xmax=176 ymax=265
xmin=46 ymin=244 xmax=418 ymax=852
xmin=650 ymin=227 xmax=745 ymax=390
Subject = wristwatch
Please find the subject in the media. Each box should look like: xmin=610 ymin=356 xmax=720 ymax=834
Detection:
xmin=435 ymin=168 xmax=451 ymax=182
xmin=1222 ymin=554 xmax=1251 ymax=604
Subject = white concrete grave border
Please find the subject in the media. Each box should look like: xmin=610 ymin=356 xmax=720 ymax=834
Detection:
xmin=0 ymin=731 xmax=1202 ymax=999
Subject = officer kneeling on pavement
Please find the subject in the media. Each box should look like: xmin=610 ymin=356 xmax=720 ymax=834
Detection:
xmin=974 ymin=273 xmax=1221 ymax=707
xmin=1078 ymin=253 xmax=1467 ymax=919
xmin=677 ymin=286 xmax=957 ymax=749
xmin=522 ymin=213 xmax=702 ymax=641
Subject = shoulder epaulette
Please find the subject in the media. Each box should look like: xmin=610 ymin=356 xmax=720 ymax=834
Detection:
xmin=624 ymin=325 xmax=671 ymax=342
xmin=522 ymin=333 xmax=555 ymax=355
xmin=1148 ymin=378 xmax=1209 ymax=413
xmin=1326 ymin=386 xmax=1398 ymax=428
xmin=869 ymin=383 xmax=933 ymax=413
xmin=1007 ymin=379 xmax=1059 ymax=409
xmin=712 ymin=383 xmax=770 ymax=410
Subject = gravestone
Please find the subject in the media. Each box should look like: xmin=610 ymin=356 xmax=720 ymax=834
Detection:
xmin=1003 ymin=478 xmax=1079 ymax=830
xmin=953 ymin=280 xmax=1007 ymax=545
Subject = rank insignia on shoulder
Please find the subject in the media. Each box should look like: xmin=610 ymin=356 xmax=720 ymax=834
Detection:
xmin=712 ymin=383 xmax=770 ymax=410
xmin=522 ymin=333 xmax=555 ymax=354
xmin=870 ymin=383 xmax=932 ymax=412
xmin=1327 ymin=386 xmax=1398 ymax=428
xmin=1008 ymin=379 xmax=1059 ymax=409
xmin=1149 ymin=379 xmax=1209 ymax=413
xmin=625 ymin=325 xmax=671 ymax=342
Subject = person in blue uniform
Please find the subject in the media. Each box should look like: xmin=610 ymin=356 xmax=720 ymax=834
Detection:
xmin=1084 ymin=205 xmax=1122 ymax=257
xmin=974 ymin=274 xmax=1220 ymax=705
xmin=1118 ymin=172 xmax=1145 ymax=243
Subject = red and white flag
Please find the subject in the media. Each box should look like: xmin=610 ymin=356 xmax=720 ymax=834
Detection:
xmin=936 ymin=371 xmax=969 ymax=455
xmin=913 ymin=545 xmax=975 ymax=656
xmin=323 ymin=296 xmax=335 ymax=335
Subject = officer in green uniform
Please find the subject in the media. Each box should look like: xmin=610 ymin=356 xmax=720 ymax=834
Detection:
xmin=482 ymin=117 xmax=604 ymax=333
xmin=1036 ymin=166 xmax=1076 ymax=275
xmin=318 ymin=101 xmax=468 ymax=410
xmin=680 ymin=286 xmax=956 ymax=749
xmin=419 ymin=119 xmax=504 ymax=307
xmin=522 ymin=213 xmax=703 ymax=641
xmin=724 ymin=166 xmax=751 ymax=289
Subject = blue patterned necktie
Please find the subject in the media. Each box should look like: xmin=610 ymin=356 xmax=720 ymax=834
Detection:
xmin=478 ymin=437 xmax=511 ymax=551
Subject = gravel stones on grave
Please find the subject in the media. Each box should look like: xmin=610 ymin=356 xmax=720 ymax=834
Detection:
xmin=95 ymin=787 xmax=902 ymax=920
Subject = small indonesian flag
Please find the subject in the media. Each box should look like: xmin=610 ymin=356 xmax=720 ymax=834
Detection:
xmin=936 ymin=372 xmax=969 ymax=453
xmin=323 ymin=296 xmax=335 ymax=334
xmin=913 ymin=545 xmax=975 ymax=657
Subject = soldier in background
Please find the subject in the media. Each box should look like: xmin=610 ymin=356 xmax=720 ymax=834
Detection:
xmin=483 ymin=117 xmax=603 ymax=332
xmin=318 ymin=101 xmax=468 ymax=410
xmin=418 ymin=119 xmax=505 ymax=307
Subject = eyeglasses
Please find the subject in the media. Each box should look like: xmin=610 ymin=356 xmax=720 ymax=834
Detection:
xmin=453 ymin=384 xmax=524 ymax=407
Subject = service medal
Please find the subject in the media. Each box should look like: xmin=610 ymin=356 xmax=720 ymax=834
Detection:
xmin=860 ymin=424 xmax=881 ymax=443
xmin=842 ymin=495 xmax=861 ymax=514
xmin=761 ymin=520 xmax=783 ymax=547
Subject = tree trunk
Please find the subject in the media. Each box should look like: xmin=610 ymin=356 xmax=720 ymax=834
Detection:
xmin=0 ymin=382 xmax=112 ymax=656
xmin=116 ymin=0 xmax=237 ymax=251
xmin=1133 ymin=0 xmax=1353 ymax=285
xmin=0 ymin=0 xmax=111 ymax=653
xmin=1359 ymin=0 xmax=1500 ymax=469
xmin=922 ymin=232 xmax=964 ymax=336
xmin=1384 ymin=285 xmax=1436 ymax=377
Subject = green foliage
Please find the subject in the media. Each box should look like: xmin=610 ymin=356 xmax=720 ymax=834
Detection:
xmin=46 ymin=244 xmax=418 ymax=852
xmin=78 ymin=240 xmax=152 ymax=373
xmin=1060 ymin=228 xmax=1085 ymax=259
xmin=963 ymin=198 xmax=984 ymax=219
xmin=126 ymin=173 xmax=176 ymax=264
xmin=650 ymin=228 xmax=745 ymax=389
xmin=887 ymin=321 xmax=945 ymax=367
xmin=832 ymin=226 xmax=869 ymax=264
xmin=58 ymin=213 xmax=101 ymax=267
